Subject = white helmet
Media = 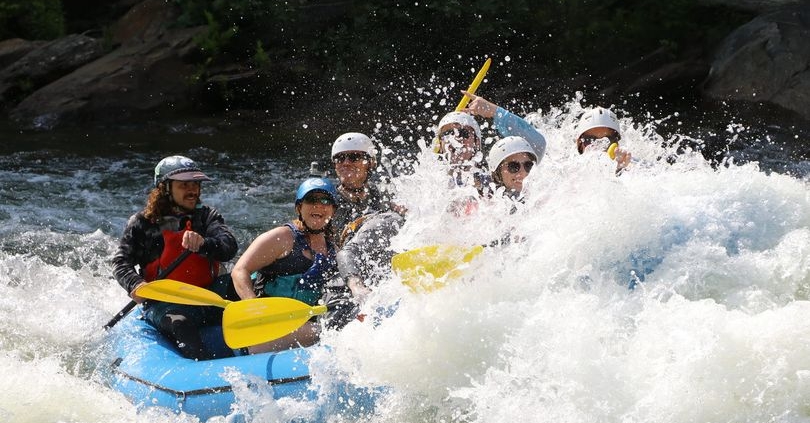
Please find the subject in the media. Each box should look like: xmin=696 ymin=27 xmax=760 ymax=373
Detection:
xmin=487 ymin=136 xmax=538 ymax=173
xmin=575 ymin=107 xmax=620 ymax=139
xmin=331 ymin=132 xmax=377 ymax=162
xmin=437 ymin=112 xmax=482 ymax=140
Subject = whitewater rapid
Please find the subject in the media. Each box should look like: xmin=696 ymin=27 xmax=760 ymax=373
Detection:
xmin=1 ymin=99 xmax=809 ymax=423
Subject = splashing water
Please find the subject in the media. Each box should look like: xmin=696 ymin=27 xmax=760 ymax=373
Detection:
xmin=2 ymin=95 xmax=810 ymax=422
xmin=313 ymin=98 xmax=810 ymax=423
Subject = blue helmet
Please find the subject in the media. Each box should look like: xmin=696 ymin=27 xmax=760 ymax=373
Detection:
xmin=295 ymin=178 xmax=338 ymax=205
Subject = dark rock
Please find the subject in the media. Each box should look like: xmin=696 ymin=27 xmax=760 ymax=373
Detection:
xmin=698 ymin=0 xmax=803 ymax=13
xmin=0 ymin=38 xmax=46 ymax=70
xmin=8 ymin=0 xmax=206 ymax=130
xmin=110 ymin=0 xmax=181 ymax=47
xmin=0 ymin=34 xmax=105 ymax=107
xmin=589 ymin=46 xmax=711 ymax=102
xmin=625 ymin=60 xmax=711 ymax=95
xmin=703 ymin=4 xmax=810 ymax=121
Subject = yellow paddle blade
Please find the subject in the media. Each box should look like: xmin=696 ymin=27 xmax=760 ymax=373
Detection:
xmin=455 ymin=57 xmax=492 ymax=111
xmin=392 ymin=244 xmax=484 ymax=293
xmin=135 ymin=279 xmax=230 ymax=308
xmin=222 ymin=297 xmax=327 ymax=349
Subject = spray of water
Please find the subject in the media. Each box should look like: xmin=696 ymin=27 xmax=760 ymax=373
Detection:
xmin=310 ymin=96 xmax=810 ymax=423
xmin=2 ymin=90 xmax=809 ymax=422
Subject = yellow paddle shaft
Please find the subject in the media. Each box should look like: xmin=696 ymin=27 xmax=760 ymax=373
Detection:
xmin=455 ymin=58 xmax=492 ymax=111
xmin=433 ymin=58 xmax=492 ymax=153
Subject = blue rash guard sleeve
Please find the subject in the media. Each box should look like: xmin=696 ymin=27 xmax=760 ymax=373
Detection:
xmin=493 ymin=107 xmax=547 ymax=161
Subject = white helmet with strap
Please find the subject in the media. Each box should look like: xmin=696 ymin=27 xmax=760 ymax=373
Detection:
xmin=434 ymin=111 xmax=483 ymax=153
xmin=487 ymin=136 xmax=538 ymax=173
xmin=575 ymin=107 xmax=620 ymax=140
xmin=438 ymin=112 xmax=482 ymax=140
xmin=331 ymin=132 xmax=377 ymax=163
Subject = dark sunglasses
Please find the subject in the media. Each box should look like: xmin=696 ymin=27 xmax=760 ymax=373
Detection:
xmin=333 ymin=152 xmax=368 ymax=164
xmin=579 ymin=132 xmax=621 ymax=148
xmin=441 ymin=127 xmax=474 ymax=139
xmin=302 ymin=196 xmax=335 ymax=206
xmin=504 ymin=161 xmax=535 ymax=174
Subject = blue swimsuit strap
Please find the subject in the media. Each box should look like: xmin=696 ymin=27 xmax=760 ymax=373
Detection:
xmin=285 ymin=222 xmax=336 ymax=258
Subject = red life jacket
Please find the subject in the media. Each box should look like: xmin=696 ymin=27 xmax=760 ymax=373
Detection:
xmin=143 ymin=220 xmax=219 ymax=287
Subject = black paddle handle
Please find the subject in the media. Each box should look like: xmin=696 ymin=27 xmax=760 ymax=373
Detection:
xmin=103 ymin=249 xmax=193 ymax=330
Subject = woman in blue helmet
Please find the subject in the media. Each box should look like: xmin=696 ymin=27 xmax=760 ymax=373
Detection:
xmin=231 ymin=177 xmax=339 ymax=353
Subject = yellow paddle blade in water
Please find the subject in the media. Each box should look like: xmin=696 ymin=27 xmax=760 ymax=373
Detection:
xmin=222 ymin=297 xmax=328 ymax=349
xmin=392 ymin=244 xmax=484 ymax=293
xmin=135 ymin=279 xmax=230 ymax=308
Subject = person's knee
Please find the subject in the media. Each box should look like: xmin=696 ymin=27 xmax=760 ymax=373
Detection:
xmin=160 ymin=313 xmax=193 ymax=336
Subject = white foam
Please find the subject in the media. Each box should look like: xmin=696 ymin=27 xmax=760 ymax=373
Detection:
xmin=316 ymin=100 xmax=810 ymax=422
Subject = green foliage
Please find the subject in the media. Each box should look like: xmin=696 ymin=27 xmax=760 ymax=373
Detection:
xmin=535 ymin=0 xmax=752 ymax=71
xmin=193 ymin=10 xmax=236 ymax=58
xmin=253 ymin=40 xmax=271 ymax=70
xmin=167 ymin=0 xmax=750 ymax=78
xmin=0 ymin=0 xmax=65 ymax=40
xmin=164 ymin=0 xmax=752 ymax=98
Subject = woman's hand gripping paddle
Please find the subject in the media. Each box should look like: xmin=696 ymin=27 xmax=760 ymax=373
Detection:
xmin=135 ymin=279 xmax=326 ymax=349
xmin=391 ymin=245 xmax=484 ymax=293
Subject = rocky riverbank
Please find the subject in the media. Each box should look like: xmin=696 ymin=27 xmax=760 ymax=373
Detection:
xmin=0 ymin=0 xmax=808 ymax=140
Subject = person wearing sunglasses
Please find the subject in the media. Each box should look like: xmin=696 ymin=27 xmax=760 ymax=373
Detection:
xmin=440 ymin=91 xmax=545 ymax=206
xmin=486 ymin=136 xmax=539 ymax=197
xmin=230 ymin=177 xmax=339 ymax=353
xmin=460 ymin=90 xmax=546 ymax=175
xmin=330 ymin=132 xmax=399 ymax=246
xmin=436 ymin=111 xmax=484 ymax=166
xmin=575 ymin=106 xmax=633 ymax=175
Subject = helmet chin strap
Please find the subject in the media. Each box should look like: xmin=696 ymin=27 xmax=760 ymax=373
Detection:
xmin=298 ymin=213 xmax=328 ymax=234
xmin=162 ymin=182 xmax=180 ymax=210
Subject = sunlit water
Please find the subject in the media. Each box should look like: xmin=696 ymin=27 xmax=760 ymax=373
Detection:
xmin=2 ymin=95 xmax=810 ymax=423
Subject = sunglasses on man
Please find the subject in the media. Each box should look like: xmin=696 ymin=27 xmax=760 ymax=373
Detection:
xmin=441 ymin=127 xmax=474 ymax=140
xmin=579 ymin=132 xmax=621 ymax=148
xmin=503 ymin=160 xmax=535 ymax=174
xmin=333 ymin=152 xmax=369 ymax=164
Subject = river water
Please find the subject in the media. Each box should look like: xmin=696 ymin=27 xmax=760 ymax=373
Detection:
xmin=1 ymin=95 xmax=810 ymax=423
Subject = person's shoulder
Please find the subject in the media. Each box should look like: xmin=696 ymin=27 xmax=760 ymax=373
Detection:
xmin=196 ymin=204 xmax=232 ymax=222
xmin=362 ymin=210 xmax=404 ymax=227
xmin=334 ymin=190 xmax=353 ymax=207
xmin=195 ymin=203 xmax=219 ymax=215
xmin=256 ymin=224 xmax=296 ymax=244
xmin=375 ymin=210 xmax=405 ymax=228
xmin=126 ymin=211 xmax=149 ymax=226
xmin=368 ymin=184 xmax=391 ymax=203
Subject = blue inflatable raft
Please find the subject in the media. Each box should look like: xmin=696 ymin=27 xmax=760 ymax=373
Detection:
xmin=107 ymin=307 xmax=374 ymax=421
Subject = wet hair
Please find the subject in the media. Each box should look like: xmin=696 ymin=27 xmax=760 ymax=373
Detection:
xmin=143 ymin=181 xmax=175 ymax=223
